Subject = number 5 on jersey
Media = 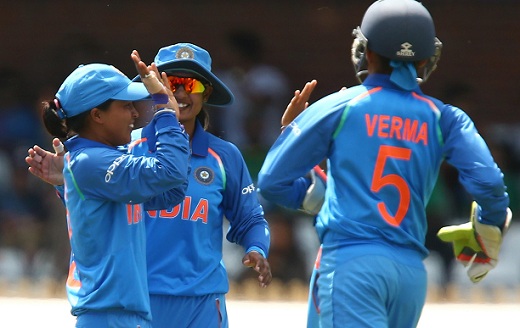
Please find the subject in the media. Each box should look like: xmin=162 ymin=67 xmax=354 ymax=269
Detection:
xmin=371 ymin=145 xmax=411 ymax=226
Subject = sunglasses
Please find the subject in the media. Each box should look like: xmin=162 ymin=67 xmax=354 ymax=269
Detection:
xmin=167 ymin=76 xmax=206 ymax=94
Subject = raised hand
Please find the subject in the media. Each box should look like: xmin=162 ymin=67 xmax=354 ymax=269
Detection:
xmin=281 ymin=79 xmax=318 ymax=128
xmin=26 ymin=138 xmax=65 ymax=186
xmin=131 ymin=50 xmax=179 ymax=118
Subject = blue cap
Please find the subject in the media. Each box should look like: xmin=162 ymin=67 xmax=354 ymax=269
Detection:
xmin=148 ymin=43 xmax=234 ymax=107
xmin=56 ymin=63 xmax=149 ymax=118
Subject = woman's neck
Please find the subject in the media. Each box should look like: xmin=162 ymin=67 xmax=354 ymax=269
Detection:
xmin=182 ymin=119 xmax=196 ymax=140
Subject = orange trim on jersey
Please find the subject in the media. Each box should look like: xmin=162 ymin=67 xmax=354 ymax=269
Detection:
xmin=208 ymin=148 xmax=226 ymax=189
xmin=314 ymin=246 xmax=323 ymax=270
xmin=66 ymin=261 xmax=81 ymax=288
xmin=352 ymin=86 xmax=383 ymax=104
xmin=207 ymin=148 xmax=222 ymax=166
xmin=412 ymin=92 xmax=440 ymax=113
xmin=333 ymin=87 xmax=383 ymax=139
xmin=127 ymin=137 xmax=147 ymax=152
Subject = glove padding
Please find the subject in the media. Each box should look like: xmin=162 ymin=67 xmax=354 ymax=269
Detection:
xmin=437 ymin=201 xmax=512 ymax=283
xmin=301 ymin=166 xmax=327 ymax=216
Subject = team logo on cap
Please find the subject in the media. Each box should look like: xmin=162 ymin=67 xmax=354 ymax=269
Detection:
xmin=396 ymin=42 xmax=415 ymax=57
xmin=176 ymin=47 xmax=195 ymax=60
xmin=194 ymin=166 xmax=214 ymax=185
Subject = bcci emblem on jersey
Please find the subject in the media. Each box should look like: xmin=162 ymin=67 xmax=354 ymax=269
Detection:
xmin=194 ymin=166 xmax=214 ymax=185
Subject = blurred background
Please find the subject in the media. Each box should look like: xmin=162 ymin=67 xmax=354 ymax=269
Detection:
xmin=1 ymin=0 xmax=519 ymax=303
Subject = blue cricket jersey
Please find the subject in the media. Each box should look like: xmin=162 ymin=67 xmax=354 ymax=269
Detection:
xmin=63 ymin=112 xmax=189 ymax=320
xmin=130 ymin=120 xmax=270 ymax=296
xmin=258 ymin=74 xmax=509 ymax=258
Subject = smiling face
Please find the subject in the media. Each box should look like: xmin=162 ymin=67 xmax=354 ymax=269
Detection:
xmin=88 ymin=100 xmax=139 ymax=146
xmin=166 ymin=72 xmax=213 ymax=136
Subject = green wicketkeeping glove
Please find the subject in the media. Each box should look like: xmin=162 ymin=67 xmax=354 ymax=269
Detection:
xmin=437 ymin=201 xmax=512 ymax=283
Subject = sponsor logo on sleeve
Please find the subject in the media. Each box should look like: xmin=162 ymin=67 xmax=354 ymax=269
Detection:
xmin=105 ymin=154 xmax=129 ymax=182
xmin=242 ymin=183 xmax=256 ymax=195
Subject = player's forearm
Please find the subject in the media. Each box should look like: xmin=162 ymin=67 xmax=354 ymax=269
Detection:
xmin=242 ymin=223 xmax=270 ymax=258
xmin=257 ymin=173 xmax=309 ymax=210
xmin=458 ymin=166 xmax=509 ymax=226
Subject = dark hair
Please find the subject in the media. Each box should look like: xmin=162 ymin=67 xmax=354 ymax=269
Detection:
xmin=41 ymin=99 xmax=114 ymax=139
xmin=196 ymin=107 xmax=210 ymax=130
xmin=374 ymin=52 xmax=393 ymax=75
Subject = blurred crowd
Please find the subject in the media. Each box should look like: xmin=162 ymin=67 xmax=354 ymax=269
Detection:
xmin=0 ymin=67 xmax=69 ymax=285
xmin=1 ymin=30 xmax=519 ymax=299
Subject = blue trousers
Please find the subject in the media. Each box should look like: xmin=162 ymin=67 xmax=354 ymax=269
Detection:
xmin=307 ymin=246 xmax=322 ymax=328
xmin=317 ymin=243 xmax=427 ymax=328
xmin=75 ymin=310 xmax=152 ymax=328
xmin=150 ymin=293 xmax=228 ymax=328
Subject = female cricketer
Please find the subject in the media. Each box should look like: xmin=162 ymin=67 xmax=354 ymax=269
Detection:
xmin=35 ymin=52 xmax=190 ymax=327
xmin=27 ymin=44 xmax=271 ymax=328
xmin=257 ymin=0 xmax=511 ymax=327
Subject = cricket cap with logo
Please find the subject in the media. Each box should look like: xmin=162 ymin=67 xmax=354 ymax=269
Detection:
xmin=55 ymin=63 xmax=149 ymax=118
xmin=151 ymin=43 xmax=234 ymax=107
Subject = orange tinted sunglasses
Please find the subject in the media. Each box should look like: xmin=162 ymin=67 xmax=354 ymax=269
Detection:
xmin=167 ymin=76 xmax=206 ymax=94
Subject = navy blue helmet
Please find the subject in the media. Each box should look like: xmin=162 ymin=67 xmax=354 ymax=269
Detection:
xmin=351 ymin=0 xmax=442 ymax=83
